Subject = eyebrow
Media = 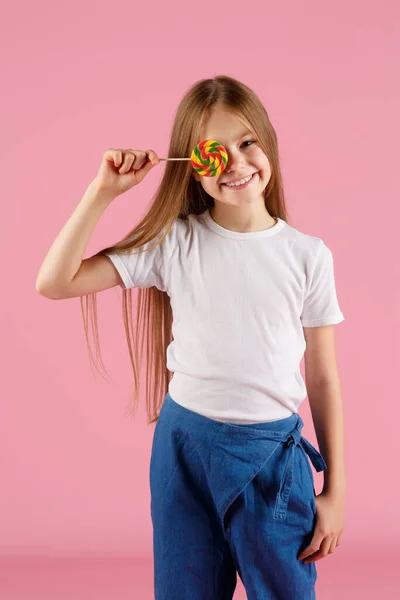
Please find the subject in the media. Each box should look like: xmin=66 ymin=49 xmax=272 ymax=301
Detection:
xmin=209 ymin=130 xmax=253 ymax=144
xmin=237 ymin=129 xmax=253 ymax=139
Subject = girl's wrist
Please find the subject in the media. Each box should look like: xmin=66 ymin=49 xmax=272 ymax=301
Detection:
xmin=322 ymin=475 xmax=347 ymax=496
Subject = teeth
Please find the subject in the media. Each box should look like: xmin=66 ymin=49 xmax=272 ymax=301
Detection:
xmin=226 ymin=174 xmax=253 ymax=187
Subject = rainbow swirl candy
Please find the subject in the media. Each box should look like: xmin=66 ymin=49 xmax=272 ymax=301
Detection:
xmin=191 ymin=140 xmax=228 ymax=177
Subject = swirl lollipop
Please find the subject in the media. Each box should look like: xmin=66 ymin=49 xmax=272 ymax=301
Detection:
xmin=159 ymin=140 xmax=228 ymax=177
xmin=190 ymin=140 xmax=228 ymax=177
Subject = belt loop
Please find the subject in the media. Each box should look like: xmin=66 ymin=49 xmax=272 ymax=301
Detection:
xmin=273 ymin=419 xmax=303 ymax=520
xmin=274 ymin=432 xmax=298 ymax=520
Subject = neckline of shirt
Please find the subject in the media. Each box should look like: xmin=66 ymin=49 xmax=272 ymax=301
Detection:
xmin=201 ymin=209 xmax=286 ymax=240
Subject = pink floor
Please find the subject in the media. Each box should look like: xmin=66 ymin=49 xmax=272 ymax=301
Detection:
xmin=0 ymin=551 xmax=396 ymax=599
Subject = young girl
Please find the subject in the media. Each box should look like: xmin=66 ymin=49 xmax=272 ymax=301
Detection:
xmin=36 ymin=75 xmax=346 ymax=599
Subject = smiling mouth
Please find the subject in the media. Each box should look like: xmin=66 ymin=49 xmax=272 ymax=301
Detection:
xmin=222 ymin=172 xmax=258 ymax=189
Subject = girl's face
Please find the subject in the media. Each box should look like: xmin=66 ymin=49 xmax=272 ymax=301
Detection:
xmin=193 ymin=106 xmax=272 ymax=207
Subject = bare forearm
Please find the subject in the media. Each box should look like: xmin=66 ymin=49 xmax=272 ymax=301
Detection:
xmin=307 ymin=378 xmax=347 ymax=494
xmin=36 ymin=181 xmax=115 ymax=292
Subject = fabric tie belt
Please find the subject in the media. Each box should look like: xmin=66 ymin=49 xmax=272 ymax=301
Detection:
xmin=273 ymin=420 xmax=327 ymax=519
xmin=209 ymin=414 xmax=327 ymax=529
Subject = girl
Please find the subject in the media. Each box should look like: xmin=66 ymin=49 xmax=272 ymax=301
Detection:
xmin=36 ymin=75 xmax=346 ymax=599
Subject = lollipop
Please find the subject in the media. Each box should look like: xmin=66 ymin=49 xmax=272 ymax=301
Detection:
xmin=159 ymin=140 xmax=228 ymax=177
xmin=190 ymin=140 xmax=228 ymax=177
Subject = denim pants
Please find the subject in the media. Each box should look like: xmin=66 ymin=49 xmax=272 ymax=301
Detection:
xmin=150 ymin=393 xmax=327 ymax=600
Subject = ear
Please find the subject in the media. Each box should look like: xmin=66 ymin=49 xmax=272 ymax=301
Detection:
xmin=192 ymin=172 xmax=201 ymax=182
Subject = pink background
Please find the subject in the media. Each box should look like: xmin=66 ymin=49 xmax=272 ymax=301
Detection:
xmin=2 ymin=0 xmax=399 ymax=597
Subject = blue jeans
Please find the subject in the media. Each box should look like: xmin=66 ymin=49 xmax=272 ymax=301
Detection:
xmin=150 ymin=393 xmax=327 ymax=599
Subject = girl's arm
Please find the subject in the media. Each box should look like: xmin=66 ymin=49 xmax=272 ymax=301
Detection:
xmin=35 ymin=181 xmax=116 ymax=297
xmin=303 ymin=324 xmax=347 ymax=494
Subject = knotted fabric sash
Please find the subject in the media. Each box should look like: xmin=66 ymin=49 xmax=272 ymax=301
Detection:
xmin=206 ymin=415 xmax=327 ymax=530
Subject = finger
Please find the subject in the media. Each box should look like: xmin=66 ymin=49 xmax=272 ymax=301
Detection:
xmin=329 ymin=538 xmax=337 ymax=554
xmin=115 ymin=150 xmax=123 ymax=166
xmin=303 ymin=537 xmax=332 ymax=563
xmin=329 ymin=534 xmax=340 ymax=553
xmin=298 ymin=537 xmax=322 ymax=560
xmin=145 ymin=148 xmax=160 ymax=165
xmin=298 ymin=530 xmax=325 ymax=559
xmin=129 ymin=150 xmax=151 ymax=170
xmin=119 ymin=151 xmax=136 ymax=173
xmin=104 ymin=149 xmax=123 ymax=167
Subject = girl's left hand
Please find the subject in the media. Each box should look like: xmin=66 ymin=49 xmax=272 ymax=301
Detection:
xmin=298 ymin=489 xmax=345 ymax=563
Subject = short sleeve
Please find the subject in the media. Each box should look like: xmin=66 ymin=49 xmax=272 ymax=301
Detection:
xmin=300 ymin=240 xmax=345 ymax=327
xmin=104 ymin=224 xmax=175 ymax=292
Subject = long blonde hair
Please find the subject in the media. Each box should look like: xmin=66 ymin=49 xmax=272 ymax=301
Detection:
xmin=81 ymin=75 xmax=292 ymax=424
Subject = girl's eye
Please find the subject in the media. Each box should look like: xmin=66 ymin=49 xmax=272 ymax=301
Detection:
xmin=241 ymin=140 xmax=255 ymax=148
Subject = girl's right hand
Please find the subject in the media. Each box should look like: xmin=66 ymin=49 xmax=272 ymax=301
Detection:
xmin=93 ymin=148 xmax=160 ymax=197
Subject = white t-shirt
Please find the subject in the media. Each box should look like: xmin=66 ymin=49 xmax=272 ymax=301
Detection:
xmin=105 ymin=209 xmax=345 ymax=424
